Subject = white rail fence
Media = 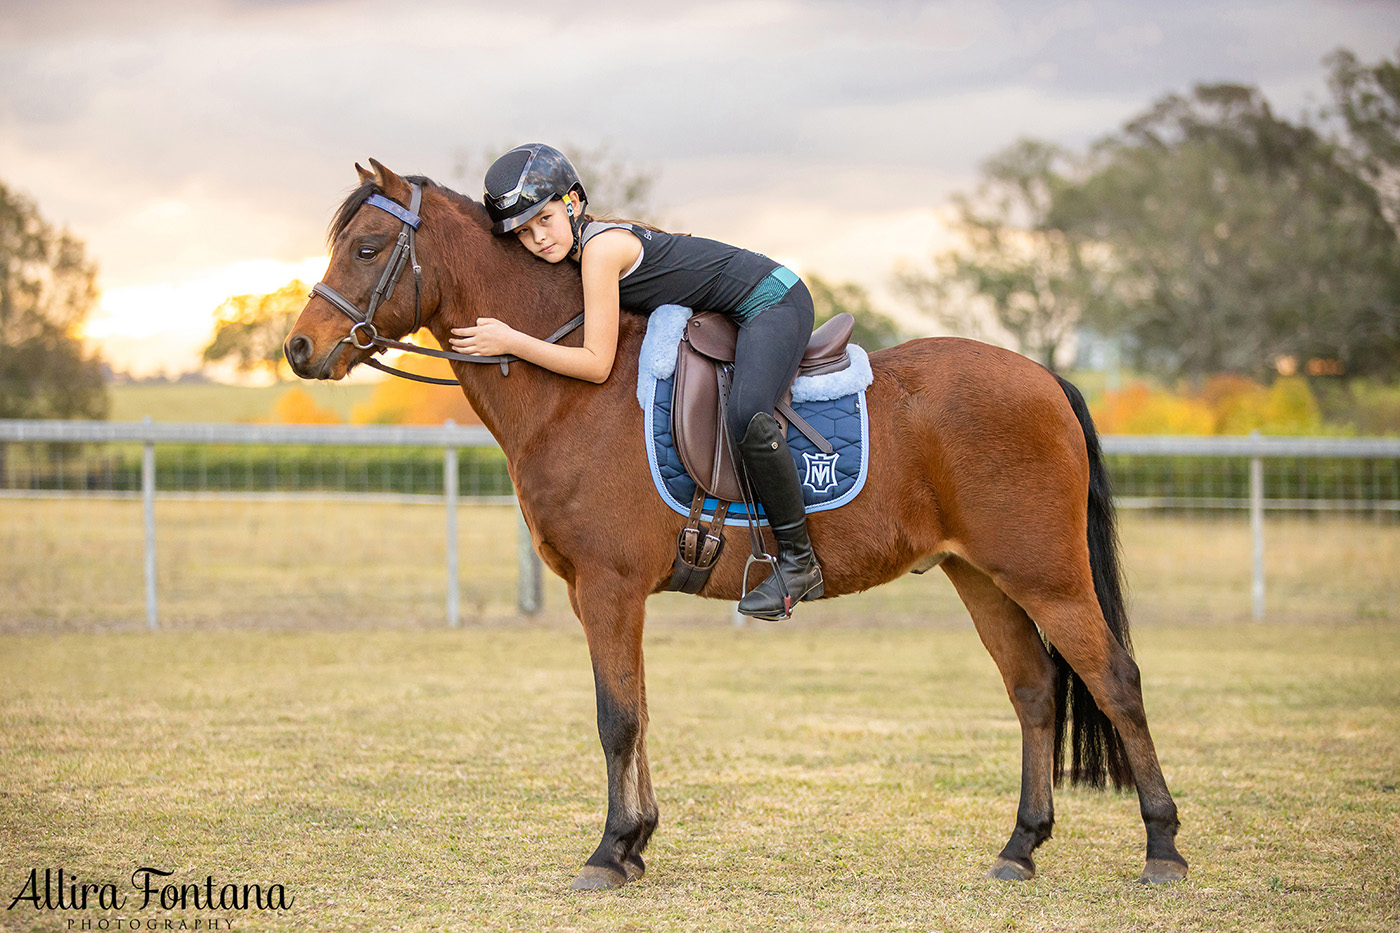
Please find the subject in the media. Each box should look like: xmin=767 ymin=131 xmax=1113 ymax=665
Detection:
xmin=2 ymin=419 xmax=1398 ymax=628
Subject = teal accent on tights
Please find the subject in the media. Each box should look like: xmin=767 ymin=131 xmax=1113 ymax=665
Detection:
xmin=733 ymin=266 xmax=800 ymax=323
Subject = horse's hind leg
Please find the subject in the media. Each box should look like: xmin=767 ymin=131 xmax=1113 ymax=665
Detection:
xmin=1016 ymin=589 xmax=1188 ymax=884
xmin=567 ymin=572 xmax=660 ymax=890
xmin=943 ymin=557 xmax=1059 ymax=881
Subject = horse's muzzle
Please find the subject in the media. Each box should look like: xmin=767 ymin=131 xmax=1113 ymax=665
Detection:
xmin=284 ymin=334 xmax=346 ymax=380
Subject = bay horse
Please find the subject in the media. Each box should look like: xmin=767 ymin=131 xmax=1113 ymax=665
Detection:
xmin=284 ymin=160 xmax=1188 ymax=890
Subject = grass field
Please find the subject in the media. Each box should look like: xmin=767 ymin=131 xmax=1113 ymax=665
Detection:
xmin=2 ymin=498 xmax=1397 ymax=930
xmin=1 ymin=622 xmax=1396 ymax=932
xmin=108 ymin=381 xmax=378 ymax=424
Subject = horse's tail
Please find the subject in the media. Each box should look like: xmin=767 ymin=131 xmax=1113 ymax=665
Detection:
xmin=1051 ymin=374 xmax=1135 ymax=791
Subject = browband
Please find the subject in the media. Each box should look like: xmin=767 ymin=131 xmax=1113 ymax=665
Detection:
xmin=365 ymin=194 xmax=421 ymax=229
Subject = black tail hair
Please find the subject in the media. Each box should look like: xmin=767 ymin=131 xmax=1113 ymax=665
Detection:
xmin=1051 ymin=374 xmax=1135 ymax=791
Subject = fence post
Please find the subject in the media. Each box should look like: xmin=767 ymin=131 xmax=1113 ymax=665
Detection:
xmin=517 ymin=505 xmax=542 ymax=615
xmin=1250 ymin=430 xmax=1265 ymax=621
xmin=142 ymin=416 xmax=158 ymax=631
xmin=444 ymin=421 xmax=461 ymax=628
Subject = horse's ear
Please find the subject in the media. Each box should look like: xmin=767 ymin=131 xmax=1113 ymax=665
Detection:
xmin=355 ymin=162 xmax=375 ymax=185
xmin=367 ymin=158 xmax=412 ymax=201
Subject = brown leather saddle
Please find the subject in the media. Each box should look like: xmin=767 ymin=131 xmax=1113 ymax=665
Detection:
xmin=667 ymin=311 xmax=856 ymax=593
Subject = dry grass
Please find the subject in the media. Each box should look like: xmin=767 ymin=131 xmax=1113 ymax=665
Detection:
xmin=2 ymin=499 xmax=1397 ymax=929
xmin=1 ymin=501 xmax=1397 ymax=633
xmin=108 ymin=382 xmax=378 ymax=424
xmin=1 ymin=622 xmax=1397 ymax=932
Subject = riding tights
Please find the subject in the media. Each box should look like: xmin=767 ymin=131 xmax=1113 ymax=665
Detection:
xmin=724 ymin=280 xmax=816 ymax=443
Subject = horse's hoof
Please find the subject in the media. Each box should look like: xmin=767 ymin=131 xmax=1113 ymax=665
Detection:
xmin=986 ymin=857 xmax=1035 ymax=882
xmin=623 ymin=856 xmax=645 ymax=883
xmin=569 ymin=865 xmax=628 ymax=891
xmin=1139 ymin=858 xmax=1188 ymax=884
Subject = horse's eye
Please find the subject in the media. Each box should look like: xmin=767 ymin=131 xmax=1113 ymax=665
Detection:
xmin=357 ymin=246 xmax=379 ymax=261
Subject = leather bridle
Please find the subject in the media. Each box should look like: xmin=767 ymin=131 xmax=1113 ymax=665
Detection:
xmin=310 ymin=182 xmax=584 ymax=385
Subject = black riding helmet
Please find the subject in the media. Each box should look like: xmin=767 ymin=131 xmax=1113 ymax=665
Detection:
xmin=483 ymin=143 xmax=588 ymax=235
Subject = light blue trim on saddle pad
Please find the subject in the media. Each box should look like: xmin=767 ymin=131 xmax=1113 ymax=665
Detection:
xmin=636 ymin=304 xmax=873 ymax=525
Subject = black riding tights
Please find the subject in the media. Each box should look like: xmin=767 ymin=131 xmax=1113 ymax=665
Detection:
xmin=724 ymin=281 xmax=816 ymax=443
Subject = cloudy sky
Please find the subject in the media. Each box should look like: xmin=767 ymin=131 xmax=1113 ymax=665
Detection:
xmin=3 ymin=0 xmax=1397 ymax=376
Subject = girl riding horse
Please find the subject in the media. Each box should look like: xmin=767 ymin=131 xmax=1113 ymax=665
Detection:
xmin=448 ymin=143 xmax=823 ymax=621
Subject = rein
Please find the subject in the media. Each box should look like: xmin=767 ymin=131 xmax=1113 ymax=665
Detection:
xmin=311 ymin=182 xmax=585 ymax=385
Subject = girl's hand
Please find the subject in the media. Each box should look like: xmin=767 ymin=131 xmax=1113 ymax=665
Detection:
xmin=449 ymin=318 xmax=518 ymax=356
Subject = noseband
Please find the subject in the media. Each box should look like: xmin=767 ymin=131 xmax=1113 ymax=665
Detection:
xmin=310 ymin=182 xmax=583 ymax=385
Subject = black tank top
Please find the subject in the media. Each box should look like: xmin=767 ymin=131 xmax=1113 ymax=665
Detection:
xmin=578 ymin=221 xmax=779 ymax=318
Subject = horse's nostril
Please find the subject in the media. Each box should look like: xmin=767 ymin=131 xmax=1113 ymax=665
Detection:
xmin=286 ymin=334 xmax=313 ymax=367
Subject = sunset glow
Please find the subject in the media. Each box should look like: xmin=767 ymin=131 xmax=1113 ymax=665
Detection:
xmin=82 ymin=256 xmax=330 ymax=378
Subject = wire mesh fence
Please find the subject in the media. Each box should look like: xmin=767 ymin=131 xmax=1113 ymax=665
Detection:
xmin=2 ymin=421 xmax=1397 ymax=633
xmin=1105 ymin=449 xmax=1400 ymax=514
xmin=0 ymin=437 xmax=513 ymax=498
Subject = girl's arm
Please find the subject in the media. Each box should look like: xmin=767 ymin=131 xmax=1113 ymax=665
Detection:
xmin=448 ymin=230 xmax=637 ymax=384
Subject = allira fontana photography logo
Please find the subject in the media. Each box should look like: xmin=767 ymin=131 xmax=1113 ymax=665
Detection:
xmin=8 ymin=866 xmax=293 ymax=924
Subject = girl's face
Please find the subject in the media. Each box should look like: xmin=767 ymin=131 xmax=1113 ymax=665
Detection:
xmin=514 ymin=193 xmax=580 ymax=263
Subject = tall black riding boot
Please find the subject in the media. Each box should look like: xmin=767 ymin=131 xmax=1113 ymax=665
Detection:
xmin=735 ymin=412 xmax=824 ymax=620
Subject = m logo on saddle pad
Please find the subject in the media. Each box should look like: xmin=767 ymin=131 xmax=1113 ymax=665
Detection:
xmin=802 ymin=452 xmax=841 ymax=494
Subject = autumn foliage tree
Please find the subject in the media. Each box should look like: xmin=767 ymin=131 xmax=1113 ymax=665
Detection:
xmin=349 ymin=350 xmax=483 ymax=426
xmin=1093 ymin=375 xmax=1324 ymax=436
xmin=269 ymin=387 xmax=341 ymax=424
xmin=203 ymin=279 xmax=310 ymax=382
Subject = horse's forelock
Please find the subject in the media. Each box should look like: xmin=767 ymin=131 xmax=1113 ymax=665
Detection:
xmin=327 ymin=180 xmax=379 ymax=246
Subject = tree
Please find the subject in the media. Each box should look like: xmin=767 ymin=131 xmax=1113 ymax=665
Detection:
xmin=203 ymin=280 xmax=310 ymax=382
xmin=1071 ymin=83 xmax=1400 ymax=381
xmin=1327 ymin=45 xmax=1400 ymax=234
xmin=897 ymin=139 xmax=1111 ymax=369
xmin=0 ymin=180 xmax=108 ymax=419
xmin=805 ymin=274 xmax=904 ymax=350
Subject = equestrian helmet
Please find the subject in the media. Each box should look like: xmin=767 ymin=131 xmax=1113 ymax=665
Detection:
xmin=483 ymin=143 xmax=587 ymax=235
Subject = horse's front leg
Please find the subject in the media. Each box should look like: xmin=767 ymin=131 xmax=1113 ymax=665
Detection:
xmin=568 ymin=571 xmax=659 ymax=890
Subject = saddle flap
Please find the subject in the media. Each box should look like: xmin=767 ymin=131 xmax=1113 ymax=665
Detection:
xmin=672 ymin=340 xmax=746 ymax=502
